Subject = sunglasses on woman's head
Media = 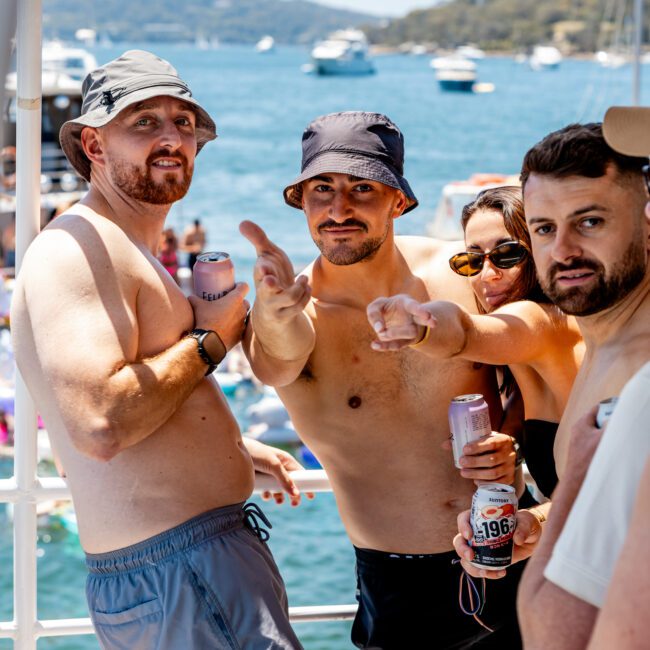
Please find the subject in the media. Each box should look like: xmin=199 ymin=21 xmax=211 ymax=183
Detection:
xmin=449 ymin=241 xmax=528 ymax=277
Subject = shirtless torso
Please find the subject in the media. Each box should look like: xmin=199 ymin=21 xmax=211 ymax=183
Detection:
xmin=12 ymin=205 xmax=253 ymax=552
xmin=249 ymin=233 xmax=502 ymax=553
xmin=553 ymin=299 xmax=650 ymax=476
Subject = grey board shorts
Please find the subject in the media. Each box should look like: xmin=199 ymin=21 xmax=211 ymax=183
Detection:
xmin=85 ymin=502 xmax=302 ymax=650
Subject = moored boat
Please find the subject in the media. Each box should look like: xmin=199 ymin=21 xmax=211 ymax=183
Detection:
xmin=427 ymin=173 xmax=518 ymax=240
xmin=430 ymin=55 xmax=477 ymax=92
xmin=309 ymin=29 xmax=375 ymax=76
xmin=529 ymin=45 xmax=562 ymax=70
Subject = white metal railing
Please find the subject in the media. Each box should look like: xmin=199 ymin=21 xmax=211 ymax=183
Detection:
xmin=0 ymin=470 xmax=355 ymax=643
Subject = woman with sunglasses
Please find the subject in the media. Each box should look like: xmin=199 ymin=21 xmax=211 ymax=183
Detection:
xmin=368 ymin=186 xmax=584 ymax=502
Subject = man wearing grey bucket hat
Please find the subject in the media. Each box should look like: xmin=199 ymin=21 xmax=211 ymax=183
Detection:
xmin=12 ymin=50 xmax=302 ymax=649
xmin=240 ymin=111 xmax=523 ymax=648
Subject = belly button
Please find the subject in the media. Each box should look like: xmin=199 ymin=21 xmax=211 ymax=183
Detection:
xmin=348 ymin=395 xmax=362 ymax=409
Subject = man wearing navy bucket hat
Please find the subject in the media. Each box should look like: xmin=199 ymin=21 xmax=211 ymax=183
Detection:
xmin=12 ymin=50 xmax=303 ymax=649
xmin=241 ymin=112 xmax=523 ymax=648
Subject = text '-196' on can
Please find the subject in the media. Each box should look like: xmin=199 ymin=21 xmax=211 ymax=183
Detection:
xmin=448 ymin=394 xmax=492 ymax=469
xmin=193 ymin=252 xmax=235 ymax=301
xmin=470 ymin=483 xmax=517 ymax=569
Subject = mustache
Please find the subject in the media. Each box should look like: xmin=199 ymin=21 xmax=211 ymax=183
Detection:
xmin=317 ymin=218 xmax=368 ymax=232
xmin=146 ymin=150 xmax=188 ymax=167
xmin=548 ymin=258 xmax=602 ymax=281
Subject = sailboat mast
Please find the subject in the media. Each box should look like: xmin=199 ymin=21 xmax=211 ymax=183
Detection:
xmin=632 ymin=0 xmax=643 ymax=105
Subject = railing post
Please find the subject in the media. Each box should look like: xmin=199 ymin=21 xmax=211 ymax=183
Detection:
xmin=14 ymin=0 xmax=42 ymax=648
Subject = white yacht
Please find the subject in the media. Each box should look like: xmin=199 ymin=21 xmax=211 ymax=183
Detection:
xmin=309 ymin=28 xmax=375 ymax=76
xmin=595 ymin=50 xmax=627 ymax=68
xmin=430 ymin=55 xmax=477 ymax=92
xmin=529 ymin=45 xmax=562 ymax=70
xmin=41 ymin=41 xmax=98 ymax=82
xmin=455 ymin=44 xmax=485 ymax=60
xmin=1 ymin=47 xmax=91 ymax=225
xmin=255 ymin=35 xmax=275 ymax=53
xmin=427 ymin=174 xmax=517 ymax=240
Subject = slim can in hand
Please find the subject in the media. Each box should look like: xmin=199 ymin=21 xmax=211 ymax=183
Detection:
xmin=470 ymin=483 xmax=517 ymax=569
xmin=193 ymin=252 xmax=235 ymax=301
xmin=448 ymin=394 xmax=491 ymax=468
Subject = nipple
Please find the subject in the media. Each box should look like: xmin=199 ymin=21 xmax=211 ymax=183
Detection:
xmin=348 ymin=395 xmax=362 ymax=409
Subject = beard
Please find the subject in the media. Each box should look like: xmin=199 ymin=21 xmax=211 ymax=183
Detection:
xmin=313 ymin=217 xmax=390 ymax=266
xmin=540 ymin=237 xmax=646 ymax=316
xmin=108 ymin=150 xmax=193 ymax=204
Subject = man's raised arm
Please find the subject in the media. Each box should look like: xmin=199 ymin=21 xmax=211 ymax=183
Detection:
xmin=239 ymin=220 xmax=315 ymax=386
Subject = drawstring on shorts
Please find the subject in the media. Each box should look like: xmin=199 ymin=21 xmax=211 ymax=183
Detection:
xmin=243 ymin=502 xmax=272 ymax=543
xmin=452 ymin=559 xmax=494 ymax=633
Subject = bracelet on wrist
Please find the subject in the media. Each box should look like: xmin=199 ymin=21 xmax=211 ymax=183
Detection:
xmin=529 ymin=506 xmax=547 ymax=524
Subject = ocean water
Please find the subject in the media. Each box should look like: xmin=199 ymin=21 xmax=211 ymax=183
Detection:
xmin=1 ymin=43 xmax=648 ymax=649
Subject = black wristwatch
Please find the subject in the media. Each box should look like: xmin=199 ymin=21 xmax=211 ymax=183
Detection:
xmin=186 ymin=328 xmax=226 ymax=376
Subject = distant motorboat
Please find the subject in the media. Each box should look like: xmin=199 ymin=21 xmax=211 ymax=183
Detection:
xmin=595 ymin=50 xmax=627 ymax=68
xmin=427 ymin=173 xmax=518 ymax=240
xmin=2 ymin=45 xmax=93 ymax=222
xmin=41 ymin=41 xmax=98 ymax=82
xmin=455 ymin=44 xmax=485 ymax=60
xmin=529 ymin=45 xmax=562 ymax=70
xmin=195 ymin=35 xmax=219 ymax=50
xmin=256 ymin=35 xmax=275 ymax=54
xmin=309 ymin=28 xmax=375 ymax=76
xmin=430 ymin=55 xmax=477 ymax=92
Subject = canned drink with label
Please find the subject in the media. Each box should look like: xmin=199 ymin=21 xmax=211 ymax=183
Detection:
xmin=470 ymin=483 xmax=517 ymax=569
xmin=596 ymin=397 xmax=618 ymax=428
xmin=448 ymin=394 xmax=492 ymax=468
xmin=193 ymin=252 xmax=235 ymax=301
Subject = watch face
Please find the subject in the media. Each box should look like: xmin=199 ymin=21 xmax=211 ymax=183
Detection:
xmin=202 ymin=330 xmax=226 ymax=365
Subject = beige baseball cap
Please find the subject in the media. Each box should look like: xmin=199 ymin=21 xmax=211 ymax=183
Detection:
xmin=603 ymin=106 xmax=650 ymax=157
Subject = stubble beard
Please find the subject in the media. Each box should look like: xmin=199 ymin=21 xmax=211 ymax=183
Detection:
xmin=540 ymin=237 xmax=647 ymax=316
xmin=313 ymin=217 xmax=391 ymax=266
xmin=109 ymin=154 xmax=193 ymax=205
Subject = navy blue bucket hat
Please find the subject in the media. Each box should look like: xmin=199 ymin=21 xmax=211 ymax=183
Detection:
xmin=283 ymin=111 xmax=418 ymax=213
xmin=59 ymin=50 xmax=217 ymax=181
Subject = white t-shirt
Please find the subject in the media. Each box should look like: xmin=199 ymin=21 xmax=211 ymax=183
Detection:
xmin=544 ymin=361 xmax=650 ymax=608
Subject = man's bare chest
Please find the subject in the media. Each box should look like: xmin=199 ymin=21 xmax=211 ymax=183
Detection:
xmin=299 ymin=307 xmax=484 ymax=410
xmin=133 ymin=264 xmax=194 ymax=357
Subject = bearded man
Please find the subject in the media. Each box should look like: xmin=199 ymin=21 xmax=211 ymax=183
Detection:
xmin=11 ymin=50 xmax=303 ymax=649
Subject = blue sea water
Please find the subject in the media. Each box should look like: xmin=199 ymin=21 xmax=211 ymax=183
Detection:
xmin=0 ymin=43 xmax=648 ymax=649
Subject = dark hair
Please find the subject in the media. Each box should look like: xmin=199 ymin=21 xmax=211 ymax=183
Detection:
xmin=520 ymin=123 xmax=646 ymax=188
xmin=461 ymin=185 xmax=549 ymax=306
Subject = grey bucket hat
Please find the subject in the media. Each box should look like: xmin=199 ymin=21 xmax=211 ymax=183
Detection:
xmin=59 ymin=50 xmax=217 ymax=181
xmin=283 ymin=111 xmax=418 ymax=214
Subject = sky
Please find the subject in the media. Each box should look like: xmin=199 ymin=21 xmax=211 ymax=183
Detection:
xmin=312 ymin=0 xmax=439 ymax=18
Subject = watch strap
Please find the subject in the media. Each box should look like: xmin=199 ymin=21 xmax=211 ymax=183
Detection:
xmin=187 ymin=328 xmax=226 ymax=376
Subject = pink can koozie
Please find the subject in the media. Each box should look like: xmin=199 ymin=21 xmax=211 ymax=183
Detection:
xmin=193 ymin=252 xmax=235 ymax=301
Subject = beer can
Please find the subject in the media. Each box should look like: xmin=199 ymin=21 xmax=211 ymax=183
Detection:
xmin=448 ymin=394 xmax=491 ymax=468
xmin=193 ymin=252 xmax=235 ymax=301
xmin=596 ymin=397 xmax=618 ymax=428
xmin=470 ymin=483 xmax=517 ymax=569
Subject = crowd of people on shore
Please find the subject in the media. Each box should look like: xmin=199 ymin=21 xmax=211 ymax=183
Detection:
xmin=9 ymin=48 xmax=649 ymax=650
